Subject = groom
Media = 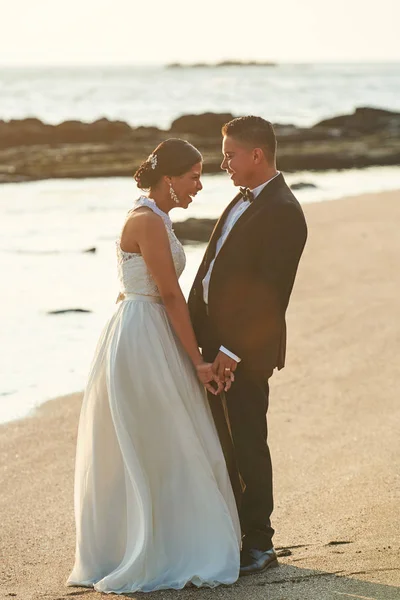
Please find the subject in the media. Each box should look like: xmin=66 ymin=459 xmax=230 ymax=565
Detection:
xmin=188 ymin=116 xmax=307 ymax=575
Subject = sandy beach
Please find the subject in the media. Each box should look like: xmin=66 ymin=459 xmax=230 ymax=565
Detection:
xmin=1 ymin=189 xmax=400 ymax=600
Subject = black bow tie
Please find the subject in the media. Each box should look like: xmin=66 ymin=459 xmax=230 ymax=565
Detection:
xmin=239 ymin=187 xmax=254 ymax=202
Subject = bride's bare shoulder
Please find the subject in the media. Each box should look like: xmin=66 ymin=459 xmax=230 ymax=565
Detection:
xmin=121 ymin=208 xmax=167 ymax=252
xmin=125 ymin=207 xmax=164 ymax=230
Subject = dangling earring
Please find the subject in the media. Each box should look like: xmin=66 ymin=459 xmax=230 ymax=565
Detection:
xmin=169 ymin=184 xmax=179 ymax=205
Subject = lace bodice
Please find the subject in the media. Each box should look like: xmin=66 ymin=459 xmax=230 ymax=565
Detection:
xmin=116 ymin=196 xmax=186 ymax=298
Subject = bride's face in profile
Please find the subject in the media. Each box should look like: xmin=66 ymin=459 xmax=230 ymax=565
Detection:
xmin=170 ymin=162 xmax=203 ymax=209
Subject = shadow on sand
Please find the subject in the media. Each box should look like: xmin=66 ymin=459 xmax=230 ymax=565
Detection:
xmin=69 ymin=564 xmax=400 ymax=600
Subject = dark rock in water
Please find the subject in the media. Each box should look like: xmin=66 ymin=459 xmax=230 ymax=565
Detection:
xmin=173 ymin=218 xmax=217 ymax=243
xmin=291 ymin=182 xmax=317 ymax=190
xmin=170 ymin=113 xmax=235 ymax=136
xmin=47 ymin=308 xmax=92 ymax=315
xmin=83 ymin=247 xmax=96 ymax=253
xmin=314 ymin=107 xmax=400 ymax=136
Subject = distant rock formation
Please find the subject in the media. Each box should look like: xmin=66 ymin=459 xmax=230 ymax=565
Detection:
xmin=216 ymin=60 xmax=276 ymax=67
xmin=167 ymin=60 xmax=277 ymax=68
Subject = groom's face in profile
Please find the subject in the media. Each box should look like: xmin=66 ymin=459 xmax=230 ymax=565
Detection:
xmin=220 ymin=135 xmax=257 ymax=188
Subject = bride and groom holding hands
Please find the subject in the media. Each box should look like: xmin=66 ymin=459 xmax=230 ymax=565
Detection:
xmin=67 ymin=116 xmax=308 ymax=593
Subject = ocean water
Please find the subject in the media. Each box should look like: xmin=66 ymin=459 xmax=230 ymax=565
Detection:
xmin=1 ymin=166 xmax=400 ymax=424
xmin=0 ymin=63 xmax=399 ymax=128
xmin=1 ymin=62 xmax=400 ymax=424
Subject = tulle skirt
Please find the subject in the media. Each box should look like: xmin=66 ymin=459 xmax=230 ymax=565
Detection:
xmin=67 ymin=294 xmax=240 ymax=593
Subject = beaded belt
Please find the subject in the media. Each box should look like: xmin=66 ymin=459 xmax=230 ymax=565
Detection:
xmin=124 ymin=293 xmax=163 ymax=304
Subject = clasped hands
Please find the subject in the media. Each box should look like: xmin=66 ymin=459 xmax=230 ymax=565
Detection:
xmin=196 ymin=351 xmax=237 ymax=395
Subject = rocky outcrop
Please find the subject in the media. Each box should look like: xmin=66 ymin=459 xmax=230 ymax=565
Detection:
xmin=170 ymin=113 xmax=234 ymax=137
xmin=314 ymin=107 xmax=400 ymax=136
xmin=0 ymin=117 xmax=135 ymax=149
xmin=0 ymin=108 xmax=399 ymax=184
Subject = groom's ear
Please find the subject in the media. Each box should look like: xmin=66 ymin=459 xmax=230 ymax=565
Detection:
xmin=253 ymin=147 xmax=264 ymax=164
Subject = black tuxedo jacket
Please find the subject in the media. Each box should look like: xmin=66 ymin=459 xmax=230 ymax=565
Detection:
xmin=188 ymin=173 xmax=307 ymax=380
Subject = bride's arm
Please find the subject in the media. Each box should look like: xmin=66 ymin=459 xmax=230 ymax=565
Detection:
xmin=126 ymin=210 xmax=224 ymax=394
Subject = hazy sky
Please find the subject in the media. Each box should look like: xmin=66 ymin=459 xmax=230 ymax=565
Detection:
xmin=1 ymin=0 xmax=399 ymax=65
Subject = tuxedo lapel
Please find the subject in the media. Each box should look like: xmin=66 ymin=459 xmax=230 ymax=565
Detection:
xmin=216 ymin=173 xmax=284 ymax=253
xmin=195 ymin=174 xmax=285 ymax=289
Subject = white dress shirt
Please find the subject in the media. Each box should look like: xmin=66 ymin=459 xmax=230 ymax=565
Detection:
xmin=202 ymin=172 xmax=280 ymax=362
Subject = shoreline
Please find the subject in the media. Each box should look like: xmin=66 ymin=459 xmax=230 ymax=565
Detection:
xmin=1 ymin=189 xmax=400 ymax=599
xmin=1 ymin=187 xmax=400 ymax=426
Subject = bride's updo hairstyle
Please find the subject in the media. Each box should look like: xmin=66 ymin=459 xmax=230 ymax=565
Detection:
xmin=134 ymin=138 xmax=202 ymax=190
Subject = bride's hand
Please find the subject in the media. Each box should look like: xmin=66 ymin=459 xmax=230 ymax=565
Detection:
xmin=195 ymin=362 xmax=224 ymax=395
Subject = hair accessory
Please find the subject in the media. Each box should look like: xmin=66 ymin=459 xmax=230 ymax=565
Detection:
xmin=149 ymin=153 xmax=158 ymax=170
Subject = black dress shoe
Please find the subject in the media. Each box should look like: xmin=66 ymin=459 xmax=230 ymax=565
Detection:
xmin=240 ymin=548 xmax=278 ymax=576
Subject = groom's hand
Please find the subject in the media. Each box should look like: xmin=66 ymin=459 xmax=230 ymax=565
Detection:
xmin=212 ymin=351 xmax=237 ymax=391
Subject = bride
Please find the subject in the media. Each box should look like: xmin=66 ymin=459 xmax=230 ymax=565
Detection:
xmin=67 ymin=138 xmax=240 ymax=593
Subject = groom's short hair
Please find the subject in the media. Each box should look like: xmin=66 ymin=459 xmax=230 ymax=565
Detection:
xmin=221 ymin=116 xmax=277 ymax=161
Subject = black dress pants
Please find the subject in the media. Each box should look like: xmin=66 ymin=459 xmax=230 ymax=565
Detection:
xmin=203 ymin=340 xmax=274 ymax=551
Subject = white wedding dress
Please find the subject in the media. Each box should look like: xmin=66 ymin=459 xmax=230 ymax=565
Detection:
xmin=67 ymin=196 xmax=240 ymax=594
